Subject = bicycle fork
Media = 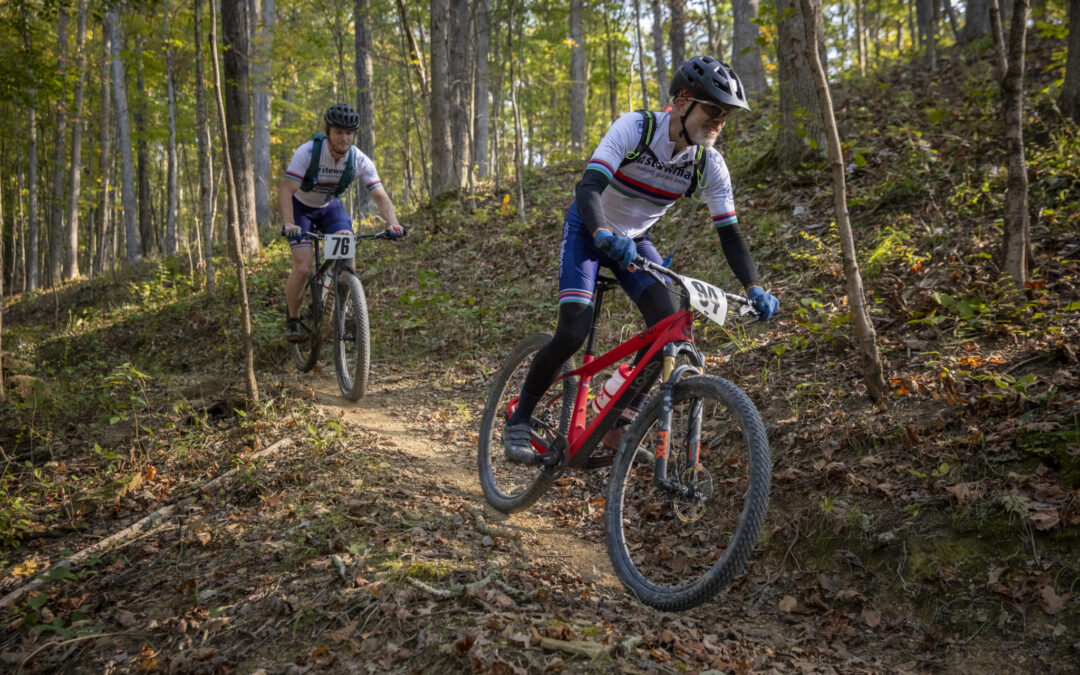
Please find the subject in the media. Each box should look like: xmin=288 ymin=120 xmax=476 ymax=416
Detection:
xmin=652 ymin=348 xmax=707 ymax=504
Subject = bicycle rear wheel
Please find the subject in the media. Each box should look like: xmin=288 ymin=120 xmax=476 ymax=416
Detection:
xmin=290 ymin=273 xmax=324 ymax=373
xmin=333 ymin=272 xmax=371 ymax=401
xmin=604 ymin=375 xmax=771 ymax=611
xmin=478 ymin=333 xmax=575 ymax=513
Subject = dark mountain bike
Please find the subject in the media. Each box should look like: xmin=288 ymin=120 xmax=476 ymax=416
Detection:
xmin=477 ymin=255 xmax=771 ymax=611
xmin=288 ymin=229 xmax=395 ymax=401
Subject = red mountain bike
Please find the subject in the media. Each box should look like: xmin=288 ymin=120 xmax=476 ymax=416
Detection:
xmin=477 ymin=256 xmax=771 ymax=611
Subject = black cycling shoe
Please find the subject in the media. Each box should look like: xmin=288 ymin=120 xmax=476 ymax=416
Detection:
xmin=285 ymin=318 xmax=303 ymax=343
xmin=503 ymin=423 xmax=560 ymax=466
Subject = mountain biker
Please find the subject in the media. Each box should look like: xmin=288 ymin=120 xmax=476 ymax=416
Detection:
xmin=279 ymin=103 xmax=405 ymax=343
xmin=503 ymin=56 xmax=779 ymax=465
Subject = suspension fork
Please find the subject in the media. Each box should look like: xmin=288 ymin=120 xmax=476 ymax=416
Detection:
xmin=651 ymin=345 xmax=705 ymax=498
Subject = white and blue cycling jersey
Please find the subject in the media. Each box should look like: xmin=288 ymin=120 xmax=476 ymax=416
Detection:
xmin=583 ymin=110 xmax=738 ymax=239
xmin=284 ymin=140 xmax=383 ymax=208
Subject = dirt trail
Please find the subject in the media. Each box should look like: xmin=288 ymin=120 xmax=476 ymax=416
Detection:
xmin=310 ymin=370 xmax=621 ymax=591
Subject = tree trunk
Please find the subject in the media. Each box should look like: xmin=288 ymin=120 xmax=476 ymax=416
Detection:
xmin=135 ymin=39 xmax=156 ymax=258
xmin=108 ymin=7 xmax=141 ymax=267
xmin=253 ymin=0 xmax=274 ymax=229
xmin=473 ymin=0 xmax=491 ymax=177
xmin=1000 ymin=0 xmax=1031 ymax=289
xmin=397 ymin=0 xmax=431 ymax=194
xmin=96 ymin=13 xmax=113 ymax=277
xmin=960 ymin=0 xmax=990 ymax=44
xmin=429 ymin=0 xmax=454 ymax=197
xmin=221 ymin=0 xmax=260 ymax=258
xmin=1060 ymin=0 xmax=1080 ymax=123
xmin=354 ymin=0 xmax=376 ymax=159
xmin=776 ymin=0 xmax=826 ymax=171
xmin=165 ymin=10 xmax=179 ymax=257
xmin=650 ymin=0 xmax=670 ymax=105
xmin=669 ymin=0 xmax=686 ymax=69
xmin=916 ymin=0 xmax=936 ymax=69
xmin=799 ymin=0 xmax=889 ymax=404
xmin=570 ymin=0 xmax=586 ymax=150
xmin=50 ymin=10 xmax=70 ymax=286
xmin=732 ymin=0 xmax=767 ymax=98
xmin=632 ymin=0 xmax=649 ymax=108
xmin=855 ymin=0 xmax=866 ymax=76
xmin=194 ymin=0 xmax=214 ymax=294
xmin=508 ymin=0 xmax=526 ymax=222
xmin=66 ymin=0 xmax=89 ymax=280
xmin=211 ymin=0 xmax=259 ymax=402
xmin=605 ymin=2 xmax=618 ymax=121
xmin=449 ymin=0 xmax=473 ymax=188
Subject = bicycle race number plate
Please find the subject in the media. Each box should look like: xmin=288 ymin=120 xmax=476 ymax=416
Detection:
xmin=324 ymin=234 xmax=354 ymax=260
xmin=684 ymin=276 xmax=728 ymax=326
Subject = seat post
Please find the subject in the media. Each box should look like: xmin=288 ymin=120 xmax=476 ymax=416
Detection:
xmin=584 ymin=276 xmax=619 ymax=357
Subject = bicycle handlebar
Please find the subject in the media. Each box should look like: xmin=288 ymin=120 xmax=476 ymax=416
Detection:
xmin=279 ymin=227 xmax=402 ymax=241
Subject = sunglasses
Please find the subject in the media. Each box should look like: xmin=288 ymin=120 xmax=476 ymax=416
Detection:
xmin=684 ymin=97 xmax=736 ymax=121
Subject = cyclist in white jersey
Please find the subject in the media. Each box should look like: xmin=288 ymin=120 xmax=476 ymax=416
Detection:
xmin=504 ymin=57 xmax=780 ymax=464
xmin=279 ymin=103 xmax=405 ymax=342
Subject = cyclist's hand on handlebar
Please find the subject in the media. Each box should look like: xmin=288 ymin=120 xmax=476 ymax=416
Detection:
xmin=747 ymin=286 xmax=779 ymax=321
xmin=386 ymin=223 xmax=405 ymax=240
xmin=594 ymin=230 xmax=636 ymax=269
xmin=282 ymin=223 xmax=301 ymax=238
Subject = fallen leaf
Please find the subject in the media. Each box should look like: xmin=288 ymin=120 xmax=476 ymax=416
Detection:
xmin=779 ymin=595 xmax=799 ymax=613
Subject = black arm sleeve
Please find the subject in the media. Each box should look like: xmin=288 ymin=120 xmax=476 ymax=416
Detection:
xmin=574 ymin=170 xmax=611 ymax=236
xmin=716 ymin=223 xmax=760 ymax=289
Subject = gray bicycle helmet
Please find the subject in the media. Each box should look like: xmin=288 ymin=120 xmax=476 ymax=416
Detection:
xmin=670 ymin=56 xmax=750 ymax=111
xmin=324 ymin=103 xmax=360 ymax=131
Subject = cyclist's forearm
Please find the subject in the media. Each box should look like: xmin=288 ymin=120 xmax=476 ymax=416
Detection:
xmin=371 ymin=188 xmax=400 ymax=228
xmin=715 ymin=223 xmax=759 ymax=289
xmin=278 ymin=178 xmax=299 ymax=225
xmin=575 ymin=171 xmax=610 ymax=236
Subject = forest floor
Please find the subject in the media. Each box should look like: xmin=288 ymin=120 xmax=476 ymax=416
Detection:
xmin=2 ymin=37 xmax=1080 ymax=674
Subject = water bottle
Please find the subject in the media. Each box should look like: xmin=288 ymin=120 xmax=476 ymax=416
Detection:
xmin=592 ymin=364 xmax=633 ymax=413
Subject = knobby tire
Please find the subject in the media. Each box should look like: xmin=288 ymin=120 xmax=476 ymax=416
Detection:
xmin=604 ymin=375 xmax=771 ymax=611
xmin=333 ymin=272 xmax=371 ymax=401
xmin=290 ymin=272 xmax=323 ymax=373
xmin=478 ymin=333 xmax=575 ymax=513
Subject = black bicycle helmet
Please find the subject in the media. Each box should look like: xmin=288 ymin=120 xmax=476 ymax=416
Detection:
xmin=669 ymin=56 xmax=750 ymax=111
xmin=324 ymin=103 xmax=360 ymax=131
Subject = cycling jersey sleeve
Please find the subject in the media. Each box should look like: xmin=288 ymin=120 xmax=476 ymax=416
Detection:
xmin=284 ymin=141 xmax=315 ymax=183
xmin=354 ymin=149 xmax=383 ymax=192
xmin=700 ymin=149 xmax=759 ymax=288
xmin=576 ymin=112 xmax=643 ymax=235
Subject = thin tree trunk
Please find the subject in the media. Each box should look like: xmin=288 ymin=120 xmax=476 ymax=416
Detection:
xmin=988 ymin=1 xmax=1009 ymax=80
xmin=855 ymin=0 xmax=866 ymax=76
xmin=165 ymin=9 xmax=179 ymax=257
xmin=669 ymin=0 xmax=686 ymax=69
xmin=473 ymin=0 xmax=491 ymax=178
xmin=570 ymin=0 xmax=586 ymax=150
xmin=650 ymin=0 xmax=670 ymax=105
xmin=95 ymin=15 xmax=113 ymax=276
xmin=633 ymin=0 xmax=649 ymax=108
xmin=66 ymin=0 xmax=89 ymax=280
xmin=221 ymin=0 xmax=260 ymax=258
xmin=253 ymin=0 xmax=273 ymax=230
xmin=732 ymin=0 xmax=767 ymax=98
xmin=605 ymin=2 xmax=618 ymax=122
xmin=508 ymin=0 xmax=526 ymax=222
xmin=22 ymin=30 xmax=37 ymax=291
xmin=800 ymin=0 xmax=889 ymax=404
xmin=108 ymin=7 xmax=141 ymax=266
xmin=999 ymin=0 xmax=1031 ymax=289
xmin=135 ymin=38 xmax=156 ymax=257
xmin=50 ymin=10 xmax=70 ymax=285
xmin=449 ymin=0 xmax=473 ymax=188
xmin=211 ymin=0 xmax=259 ymax=402
xmin=777 ymin=0 xmax=827 ymax=171
xmin=429 ymin=0 xmax=454 ymax=197
xmin=1063 ymin=0 xmax=1080 ymax=123
xmin=354 ymin=0 xmax=376 ymax=159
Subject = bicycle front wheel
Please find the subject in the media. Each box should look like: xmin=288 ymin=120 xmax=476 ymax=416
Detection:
xmin=477 ymin=333 xmax=575 ymax=514
xmin=333 ymin=272 xmax=371 ymax=401
xmin=290 ymin=273 xmax=324 ymax=373
xmin=604 ymin=375 xmax=771 ymax=611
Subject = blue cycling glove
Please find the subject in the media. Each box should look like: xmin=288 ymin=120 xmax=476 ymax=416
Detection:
xmin=747 ymin=286 xmax=779 ymax=321
xmin=594 ymin=230 xmax=637 ymax=269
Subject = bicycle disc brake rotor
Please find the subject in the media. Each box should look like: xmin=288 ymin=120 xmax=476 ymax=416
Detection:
xmin=673 ymin=465 xmax=713 ymax=523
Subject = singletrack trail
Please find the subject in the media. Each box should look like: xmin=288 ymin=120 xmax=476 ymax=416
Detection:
xmin=309 ymin=370 xmax=622 ymax=592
